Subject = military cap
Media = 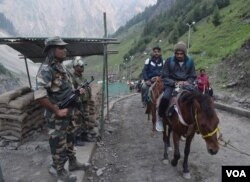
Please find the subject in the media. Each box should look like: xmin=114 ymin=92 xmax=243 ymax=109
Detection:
xmin=43 ymin=36 xmax=68 ymax=52
xmin=73 ymin=56 xmax=87 ymax=67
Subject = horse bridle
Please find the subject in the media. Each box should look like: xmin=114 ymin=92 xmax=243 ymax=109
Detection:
xmin=192 ymin=107 xmax=219 ymax=139
xmin=176 ymin=90 xmax=219 ymax=139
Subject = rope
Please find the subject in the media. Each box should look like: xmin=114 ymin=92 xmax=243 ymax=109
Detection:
xmin=218 ymin=133 xmax=250 ymax=157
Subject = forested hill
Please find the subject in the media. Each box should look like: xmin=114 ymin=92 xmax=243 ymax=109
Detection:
xmin=108 ymin=0 xmax=250 ymax=97
xmin=121 ymin=0 xmax=232 ymax=57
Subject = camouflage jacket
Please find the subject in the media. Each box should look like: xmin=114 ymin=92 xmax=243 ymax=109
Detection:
xmin=72 ymin=72 xmax=92 ymax=102
xmin=34 ymin=59 xmax=74 ymax=118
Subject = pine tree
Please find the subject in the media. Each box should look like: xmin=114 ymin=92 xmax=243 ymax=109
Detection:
xmin=212 ymin=6 xmax=221 ymax=26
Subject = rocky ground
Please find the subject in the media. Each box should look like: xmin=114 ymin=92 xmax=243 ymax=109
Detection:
xmin=211 ymin=39 xmax=250 ymax=109
xmin=0 ymin=127 xmax=56 ymax=182
xmin=84 ymin=94 xmax=250 ymax=182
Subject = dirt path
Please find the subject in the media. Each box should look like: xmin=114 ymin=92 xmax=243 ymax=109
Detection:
xmin=84 ymin=94 xmax=250 ymax=182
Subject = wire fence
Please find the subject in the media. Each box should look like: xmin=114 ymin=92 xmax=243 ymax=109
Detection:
xmin=107 ymin=82 xmax=131 ymax=100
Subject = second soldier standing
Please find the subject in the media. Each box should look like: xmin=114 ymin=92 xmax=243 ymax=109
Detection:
xmin=71 ymin=57 xmax=96 ymax=145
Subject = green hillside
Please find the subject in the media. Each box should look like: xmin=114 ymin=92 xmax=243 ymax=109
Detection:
xmin=190 ymin=0 xmax=250 ymax=68
xmin=85 ymin=0 xmax=250 ymax=95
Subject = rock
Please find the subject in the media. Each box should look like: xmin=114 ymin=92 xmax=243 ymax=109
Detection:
xmin=110 ymin=119 xmax=119 ymax=123
xmin=238 ymin=62 xmax=244 ymax=67
xmin=96 ymin=167 xmax=106 ymax=176
xmin=96 ymin=141 xmax=104 ymax=147
xmin=87 ymin=177 xmax=94 ymax=181
xmin=106 ymin=126 xmax=116 ymax=133
xmin=239 ymin=75 xmax=245 ymax=80
xmin=225 ymin=82 xmax=238 ymax=88
xmin=6 ymin=145 xmax=18 ymax=150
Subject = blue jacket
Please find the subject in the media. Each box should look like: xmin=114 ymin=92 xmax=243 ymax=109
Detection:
xmin=143 ymin=57 xmax=163 ymax=81
xmin=162 ymin=55 xmax=196 ymax=87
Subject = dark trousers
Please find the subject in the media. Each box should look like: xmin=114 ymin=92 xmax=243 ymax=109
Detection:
xmin=158 ymin=87 xmax=174 ymax=118
xmin=141 ymin=83 xmax=150 ymax=104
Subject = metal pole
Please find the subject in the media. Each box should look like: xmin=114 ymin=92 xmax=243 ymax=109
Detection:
xmin=104 ymin=13 xmax=109 ymax=121
xmin=187 ymin=25 xmax=191 ymax=54
xmin=24 ymin=56 xmax=32 ymax=88
xmin=186 ymin=21 xmax=195 ymax=55
xmin=100 ymin=13 xmax=107 ymax=132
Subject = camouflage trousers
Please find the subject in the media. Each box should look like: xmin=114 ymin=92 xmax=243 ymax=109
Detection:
xmin=47 ymin=117 xmax=76 ymax=172
xmin=75 ymin=101 xmax=90 ymax=136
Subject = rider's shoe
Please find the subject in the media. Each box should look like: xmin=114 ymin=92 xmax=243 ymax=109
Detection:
xmin=156 ymin=117 xmax=164 ymax=132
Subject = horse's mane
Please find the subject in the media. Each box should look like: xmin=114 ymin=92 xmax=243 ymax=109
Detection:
xmin=151 ymin=77 xmax=164 ymax=97
xmin=180 ymin=91 xmax=215 ymax=118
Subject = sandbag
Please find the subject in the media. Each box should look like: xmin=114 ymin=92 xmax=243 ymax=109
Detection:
xmin=0 ymin=87 xmax=31 ymax=104
xmin=8 ymin=92 xmax=34 ymax=110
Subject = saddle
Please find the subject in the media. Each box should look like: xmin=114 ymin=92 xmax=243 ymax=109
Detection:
xmin=166 ymin=84 xmax=197 ymax=122
xmin=165 ymin=86 xmax=198 ymax=137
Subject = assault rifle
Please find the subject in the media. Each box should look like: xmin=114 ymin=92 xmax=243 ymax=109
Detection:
xmin=58 ymin=76 xmax=94 ymax=109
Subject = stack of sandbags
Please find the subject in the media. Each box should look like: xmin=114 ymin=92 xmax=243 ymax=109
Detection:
xmin=0 ymin=87 xmax=45 ymax=142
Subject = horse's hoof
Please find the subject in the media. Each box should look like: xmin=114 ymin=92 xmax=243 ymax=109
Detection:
xmin=183 ymin=172 xmax=191 ymax=179
xmin=180 ymin=136 xmax=186 ymax=141
xmin=162 ymin=159 xmax=169 ymax=165
xmin=151 ymin=131 xmax=155 ymax=137
xmin=171 ymin=160 xmax=177 ymax=167
xmin=167 ymin=147 xmax=173 ymax=152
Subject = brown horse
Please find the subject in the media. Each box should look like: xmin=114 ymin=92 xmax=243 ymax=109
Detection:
xmin=145 ymin=77 xmax=164 ymax=133
xmin=162 ymin=88 xmax=220 ymax=179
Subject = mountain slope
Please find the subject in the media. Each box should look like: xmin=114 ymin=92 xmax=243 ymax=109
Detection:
xmin=0 ymin=0 xmax=156 ymax=37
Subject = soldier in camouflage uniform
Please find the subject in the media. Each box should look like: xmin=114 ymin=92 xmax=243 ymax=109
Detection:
xmin=71 ymin=57 xmax=95 ymax=144
xmin=34 ymin=36 xmax=89 ymax=182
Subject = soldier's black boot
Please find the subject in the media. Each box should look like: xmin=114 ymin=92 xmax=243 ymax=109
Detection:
xmin=81 ymin=133 xmax=96 ymax=142
xmin=57 ymin=168 xmax=77 ymax=182
xmin=68 ymin=157 xmax=90 ymax=171
xmin=75 ymin=136 xmax=85 ymax=146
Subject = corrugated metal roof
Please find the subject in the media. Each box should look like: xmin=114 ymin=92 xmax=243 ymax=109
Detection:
xmin=0 ymin=37 xmax=119 ymax=63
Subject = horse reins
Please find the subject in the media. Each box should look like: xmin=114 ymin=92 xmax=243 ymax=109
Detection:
xmin=194 ymin=109 xmax=250 ymax=156
xmin=178 ymin=95 xmax=250 ymax=157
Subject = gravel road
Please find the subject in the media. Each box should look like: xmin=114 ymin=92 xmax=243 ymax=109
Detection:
xmin=84 ymin=94 xmax=250 ymax=182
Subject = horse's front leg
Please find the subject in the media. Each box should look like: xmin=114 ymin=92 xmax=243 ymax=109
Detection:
xmin=167 ymin=126 xmax=172 ymax=150
xmin=182 ymin=133 xmax=195 ymax=179
xmin=162 ymin=122 xmax=169 ymax=164
xmin=171 ymin=132 xmax=180 ymax=166
xmin=151 ymin=107 xmax=156 ymax=132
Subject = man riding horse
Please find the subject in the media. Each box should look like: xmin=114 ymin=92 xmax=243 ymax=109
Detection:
xmin=141 ymin=46 xmax=163 ymax=107
xmin=156 ymin=41 xmax=197 ymax=131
